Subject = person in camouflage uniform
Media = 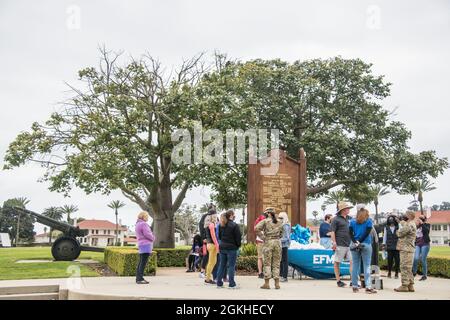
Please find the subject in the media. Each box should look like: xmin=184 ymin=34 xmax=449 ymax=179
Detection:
xmin=255 ymin=207 xmax=284 ymax=290
xmin=394 ymin=211 xmax=417 ymax=292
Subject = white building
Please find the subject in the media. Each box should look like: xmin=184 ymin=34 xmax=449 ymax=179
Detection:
xmin=34 ymin=232 xmax=50 ymax=244
xmin=76 ymin=219 xmax=127 ymax=247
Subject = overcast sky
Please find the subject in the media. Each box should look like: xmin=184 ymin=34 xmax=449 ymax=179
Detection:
xmin=1 ymin=0 xmax=449 ymax=233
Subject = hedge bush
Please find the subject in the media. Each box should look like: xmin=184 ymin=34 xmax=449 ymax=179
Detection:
xmin=240 ymin=243 xmax=257 ymax=257
xmin=104 ymin=247 xmax=157 ymax=276
xmin=237 ymin=256 xmax=258 ymax=271
xmin=154 ymin=248 xmax=191 ymax=267
xmin=379 ymin=254 xmax=450 ymax=278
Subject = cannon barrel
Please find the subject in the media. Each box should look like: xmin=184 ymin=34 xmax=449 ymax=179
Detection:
xmin=12 ymin=207 xmax=88 ymax=238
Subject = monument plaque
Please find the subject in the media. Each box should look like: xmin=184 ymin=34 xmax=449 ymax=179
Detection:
xmin=247 ymin=148 xmax=307 ymax=242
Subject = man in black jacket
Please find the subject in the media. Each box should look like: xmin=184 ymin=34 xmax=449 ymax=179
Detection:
xmin=216 ymin=210 xmax=242 ymax=289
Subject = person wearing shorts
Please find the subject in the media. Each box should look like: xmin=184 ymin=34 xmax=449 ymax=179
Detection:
xmin=330 ymin=201 xmax=353 ymax=288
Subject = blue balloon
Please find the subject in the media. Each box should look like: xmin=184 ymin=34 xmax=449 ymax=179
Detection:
xmin=290 ymin=224 xmax=311 ymax=244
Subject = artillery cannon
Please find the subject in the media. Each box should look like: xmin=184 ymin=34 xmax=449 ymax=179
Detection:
xmin=9 ymin=207 xmax=104 ymax=261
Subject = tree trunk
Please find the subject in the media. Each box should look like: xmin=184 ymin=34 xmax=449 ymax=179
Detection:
xmin=152 ymin=172 xmax=176 ymax=248
xmin=153 ymin=213 xmax=175 ymax=248
xmin=418 ymin=191 xmax=424 ymax=215
xmin=15 ymin=212 xmax=21 ymax=246
xmin=115 ymin=210 xmax=119 ymax=246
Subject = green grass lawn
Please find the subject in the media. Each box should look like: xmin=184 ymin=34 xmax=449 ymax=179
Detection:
xmin=0 ymin=247 xmax=105 ymax=281
xmin=429 ymin=246 xmax=450 ymax=258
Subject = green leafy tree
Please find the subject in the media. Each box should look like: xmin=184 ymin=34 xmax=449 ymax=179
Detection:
xmin=439 ymin=202 xmax=450 ymax=211
xmin=108 ymin=200 xmax=125 ymax=246
xmin=0 ymin=198 xmax=34 ymax=244
xmin=60 ymin=204 xmax=78 ymax=225
xmin=2 ymin=50 xmax=244 ymax=248
xmin=202 ymin=57 xmax=448 ymax=203
xmin=42 ymin=207 xmax=63 ymax=244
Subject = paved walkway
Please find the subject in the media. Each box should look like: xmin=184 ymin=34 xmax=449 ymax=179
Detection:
xmin=0 ymin=268 xmax=449 ymax=300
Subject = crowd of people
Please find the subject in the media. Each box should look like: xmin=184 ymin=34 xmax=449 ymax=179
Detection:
xmin=133 ymin=202 xmax=432 ymax=294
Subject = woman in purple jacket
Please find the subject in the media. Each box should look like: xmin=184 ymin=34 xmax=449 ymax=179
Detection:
xmin=135 ymin=211 xmax=155 ymax=284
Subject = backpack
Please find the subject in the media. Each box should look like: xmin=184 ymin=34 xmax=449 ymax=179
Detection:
xmin=199 ymin=213 xmax=208 ymax=240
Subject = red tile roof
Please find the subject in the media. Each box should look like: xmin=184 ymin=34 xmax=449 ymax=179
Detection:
xmin=414 ymin=211 xmax=450 ymax=224
xmin=77 ymin=219 xmax=127 ymax=231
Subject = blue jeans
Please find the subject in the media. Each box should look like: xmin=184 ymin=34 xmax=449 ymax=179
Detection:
xmin=320 ymin=237 xmax=332 ymax=249
xmin=412 ymin=245 xmax=430 ymax=276
xmin=350 ymin=243 xmax=372 ymax=289
xmin=217 ymin=249 xmax=237 ymax=287
xmin=136 ymin=253 xmax=150 ymax=281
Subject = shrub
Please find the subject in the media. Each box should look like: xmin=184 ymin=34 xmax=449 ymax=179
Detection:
xmin=104 ymin=247 xmax=157 ymax=276
xmin=154 ymin=248 xmax=191 ymax=267
xmin=379 ymin=254 xmax=449 ymax=278
xmin=237 ymin=256 xmax=258 ymax=272
xmin=240 ymin=243 xmax=257 ymax=257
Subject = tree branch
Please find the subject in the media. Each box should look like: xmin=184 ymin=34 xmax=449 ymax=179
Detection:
xmin=307 ymin=179 xmax=354 ymax=195
xmin=172 ymin=182 xmax=190 ymax=213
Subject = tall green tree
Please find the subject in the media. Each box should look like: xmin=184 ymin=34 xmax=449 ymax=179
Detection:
xmin=60 ymin=204 xmax=78 ymax=225
xmin=0 ymin=198 xmax=34 ymax=245
xmin=108 ymin=200 xmax=125 ymax=246
xmin=202 ymin=57 xmax=448 ymax=204
xmin=370 ymin=185 xmax=390 ymax=224
xmin=42 ymin=207 xmax=63 ymax=244
xmin=3 ymin=50 xmax=245 ymax=248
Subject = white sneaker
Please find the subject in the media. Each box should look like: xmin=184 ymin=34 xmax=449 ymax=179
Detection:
xmin=199 ymin=272 xmax=205 ymax=279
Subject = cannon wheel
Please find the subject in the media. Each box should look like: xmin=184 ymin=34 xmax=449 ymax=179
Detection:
xmin=51 ymin=237 xmax=81 ymax=261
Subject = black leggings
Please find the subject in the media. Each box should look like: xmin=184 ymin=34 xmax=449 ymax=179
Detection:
xmin=280 ymin=247 xmax=289 ymax=278
xmin=136 ymin=253 xmax=150 ymax=281
xmin=188 ymin=254 xmax=196 ymax=270
xmin=387 ymin=249 xmax=400 ymax=274
xmin=201 ymin=250 xmax=209 ymax=269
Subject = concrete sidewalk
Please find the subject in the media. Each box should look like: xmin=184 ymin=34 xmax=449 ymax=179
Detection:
xmin=0 ymin=268 xmax=449 ymax=300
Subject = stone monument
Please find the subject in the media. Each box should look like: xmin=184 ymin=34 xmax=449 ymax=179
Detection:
xmin=247 ymin=148 xmax=307 ymax=242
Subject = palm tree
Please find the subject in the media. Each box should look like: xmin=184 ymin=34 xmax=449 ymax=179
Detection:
xmin=108 ymin=200 xmax=125 ymax=246
xmin=43 ymin=226 xmax=48 ymax=242
xmin=43 ymin=207 xmax=63 ymax=244
xmin=324 ymin=190 xmax=346 ymax=211
xmin=312 ymin=210 xmax=319 ymax=226
xmin=321 ymin=204 xmax=327 ymax=217
xmin=415 ymin=179 xmax=436 ymax=215
xmin=403 ymin=179 xmax=436 ymax=215
xmin=371 ymin=185 xmax=390 ymax=224
xmin=60 ymin=205 xmax=78 ymax=225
